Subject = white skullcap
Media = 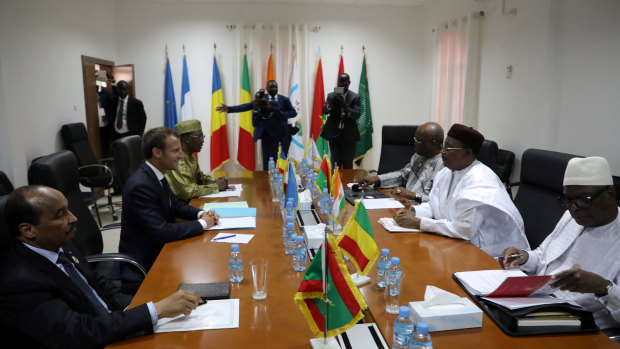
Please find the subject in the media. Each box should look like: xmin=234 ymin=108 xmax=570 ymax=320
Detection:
xmin=563 ymin=156 xmax=613 ymax=186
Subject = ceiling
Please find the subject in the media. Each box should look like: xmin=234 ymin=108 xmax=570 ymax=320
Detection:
xmin=132 ymin=0 xmax=431 ymax=7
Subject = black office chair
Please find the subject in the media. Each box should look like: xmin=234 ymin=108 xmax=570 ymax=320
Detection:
xmin=0 ymin=195 xmax=10 ymax=253
xmin=613 ymin=175 xmax=620 ymax=206
xmin=511 ymin=149 xmax=580 ymax=249
xmin=61 ymin=123 xmax=117 ymax=225
xmin=0 ymin=171 xmax=14 ymax=196
xmin=477 ymin=139 xmax=498 ymax=173
xmin=111 ymin=135 xmax=143 ymax=194
xmin=496 ymin=148 xmax=516 ymax=196
xmin=376 ymin=125 xmax=418 ymax=175
xmin=27 ymin=151 xmax=145 ymax=287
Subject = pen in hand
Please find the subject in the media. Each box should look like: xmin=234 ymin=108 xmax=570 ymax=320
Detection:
xmin=496 ymin=254 xmax=523 ymax=261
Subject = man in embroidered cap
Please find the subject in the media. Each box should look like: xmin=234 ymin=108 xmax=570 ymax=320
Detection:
xmin=165 ymin=120 xmax=229 ymax=201
xmin=500 ymin=156 xmax=620 ymax=329
xmin=394 ymin=123 xmax=529 ymax=256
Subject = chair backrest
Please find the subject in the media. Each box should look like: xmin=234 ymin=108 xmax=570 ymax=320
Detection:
xmin=0 ymin=195 xmax=11 ymax=253
xmin=496 ymin=148 xmax=515 ymax=185
xmin=111 ymin=135 xmax=143 ymax=192
xmin=478 ymin=139 xmax=498 ymax=173
xmin=513 ymin=149 xmax=581 ymax=249
xmin=60 ymin=123 xmax=99 ymax=177
xmin=27 ymin=150 xmax=103 ymax=255
xmin=377 ymin=125 xmax=418 ymax=174
xmin=0 ymin=171 xmax=14 ymax=196
xmin=614 ymin=176 xmax=620 ymax=206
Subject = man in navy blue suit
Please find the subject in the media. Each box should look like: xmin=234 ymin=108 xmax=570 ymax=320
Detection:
xmin=216 ymin=80 xmax=297 ymax=170
xmin=119 ymin=127 xmax=218 ymax=282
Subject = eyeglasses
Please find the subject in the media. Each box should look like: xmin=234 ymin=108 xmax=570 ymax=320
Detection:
xmin=558 ymin=186 xmax=610 ymax=209
xmin=188 ymin=133 xmax=205 ymax=140
xmin=442 ymin=147 xmax=466 ymax=151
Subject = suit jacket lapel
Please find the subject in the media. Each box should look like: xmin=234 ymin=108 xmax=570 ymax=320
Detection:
xmin=141 ymin=163 xmax=174 ymax=221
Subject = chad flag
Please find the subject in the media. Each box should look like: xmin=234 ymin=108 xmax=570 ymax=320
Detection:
xmin=210 ymin=56 xmax=230 ymax=171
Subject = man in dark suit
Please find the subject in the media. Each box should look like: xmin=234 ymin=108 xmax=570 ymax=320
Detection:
xmin=119 ymin=127 xmax=218 ymax=282
xmin=320 ymin=73 xmax=361 ymax=169
xmin=0 ymin=185 xmax=202 ymax=348
xmin=104 ymin=80 xmax=147 ymax=140
xmin=216 ymin=80 xmax=297 ymax=170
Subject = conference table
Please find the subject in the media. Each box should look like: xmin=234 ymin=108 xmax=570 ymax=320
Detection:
xmin=108 ymin=170 xmax=616 ymax=348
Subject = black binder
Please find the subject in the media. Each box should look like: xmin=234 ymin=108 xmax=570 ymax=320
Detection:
xmin=452 ymin=273 xmax=599 ymax=336
xmin=178 ymin=282 xmax=231 ymax=301
xmin=343 ymin=188 xmax=387 ymax=204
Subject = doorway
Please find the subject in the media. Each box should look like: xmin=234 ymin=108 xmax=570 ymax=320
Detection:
xmin=81 ymin=55 xmax=135 ymax=158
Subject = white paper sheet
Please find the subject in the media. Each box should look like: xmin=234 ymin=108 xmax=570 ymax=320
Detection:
xmin=361 ymin=198 xmax=404 ymax=210
xmin=379 ymin=218 xmax=422 ymax=233
xmin=203 ymin=201 xmax=249 ymax=210
xmin=154 ymin=299 xmax=239 ymax=333
xmin=206 ymin=217 xmax=256 ymax=230
xmin=336 ymin=323 xmax=388 ymax=349
xmin=481 ymin=296 xmax=581 ymax=310
xmin=210 ymin=233 xmax=254 ymax=244
xmin=200 ymin=184 xmax=243 ymax=198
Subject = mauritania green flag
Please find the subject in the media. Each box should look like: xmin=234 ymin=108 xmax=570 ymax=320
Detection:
xmin=354 ymin=55 xmax=373 ymax=167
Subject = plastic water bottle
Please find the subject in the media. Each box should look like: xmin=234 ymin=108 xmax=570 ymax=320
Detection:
xmin=393 ymin=306 xmax=414 ymax=349
xmin=284 ymin=222 xmax=296 ymax=255
xmin=293 ymin=235 xmax=307 ymax=271
xmin=310 ymin=177 xmax=320 ymax=200
xmin=305 ymin=174 xmax=314 ymax=192
xmin=319 ymin=188 xmax=329 ymax=215
xmin=376 ymin=248 xmax=390 ymax=288
xmin=274 ymin=173 xmax=283 ymax=203
xmin=228 ymin=244 xmax=244 ymax=283
xmin=285 ymin=198 xmax=295 ymax=218
xmin=328 ymin=197 xmax=334 ymax=226
xmin=299 ymin=159 xmax=308 ymax=186
xmin=268 ymin=157 xmax=275 ymax=180
xmin=412 ymin=322 xmax=433 ymax=349
xmin=385 ymin=257 xmax=403 ymax=314
xmin=283 ymin=215 xmax=293 ymax=246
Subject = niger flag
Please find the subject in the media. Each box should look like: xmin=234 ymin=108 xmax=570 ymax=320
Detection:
xmin=336 ymin=201 xmax=378 ymax=276
xmin=210 ymin=56 xmax=230 ymax=171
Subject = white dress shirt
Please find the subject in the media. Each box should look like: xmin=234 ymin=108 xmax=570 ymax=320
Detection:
xmin=520 ymin=208 xmax=620 ymax=329
xmin=414 ymin=160 xmax=529 ymax=256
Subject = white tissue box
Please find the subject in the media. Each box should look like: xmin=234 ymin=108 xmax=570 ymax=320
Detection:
xmin=298 ymin=199 xmax=312 ymax=211
xmin=409 ymin=298 xmax=482 ymax=332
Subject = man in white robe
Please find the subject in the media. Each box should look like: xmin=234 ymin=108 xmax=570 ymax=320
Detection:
xmin=394 ymin=123 xmax=529 ymax=256
xmin=500 ymin=156 xmax=620 ymax=329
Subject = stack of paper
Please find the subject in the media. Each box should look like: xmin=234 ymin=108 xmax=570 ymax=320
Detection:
xmin=203 ymin=201 xmax=256 ymax=231
xmin=200 ymin=184 xmax=243 ymax=198
xmin=361 ymin=198 xmax=404 ymax=210
xmin=454 ymin=270 xmax=553 ymax=297
xmin=378 ymin=217 xmax=422 ymax=233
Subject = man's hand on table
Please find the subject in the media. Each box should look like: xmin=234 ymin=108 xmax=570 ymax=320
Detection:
xmin=200 ymin=210 xmax=219 ymax=228
xmin=154 ymin=290 xmax=202 ymax=319
xmin=394 ymin=208 xmax=421 ymax=229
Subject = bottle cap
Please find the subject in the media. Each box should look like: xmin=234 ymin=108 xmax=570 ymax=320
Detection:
xmin=381 ymin=248 xmax=389 ymax=256
xmin=391 ymin=257 xmax=400 ymax=265
xmin=287 ymin=222 xmax=295 ymax=229
xmin=295 ymin=235 xmax=304 ymax=243
xmin=285 ymin=215 xmax=292 ymax=221
xmin=231 ymin=244 xmax=239 ymax=252
xmin=398 ymin=306 xmax=410 ymax=317
xmin=269 ymin=157 xmax=274 ymax=161
xmin=417 ymin=321 xmax=429 ymax=334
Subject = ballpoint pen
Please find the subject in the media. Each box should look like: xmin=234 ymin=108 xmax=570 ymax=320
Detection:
xmin=213 ymin=234 xmax=236 ymax=241
xmin=496 ymin=254 xmax=523 ymax=261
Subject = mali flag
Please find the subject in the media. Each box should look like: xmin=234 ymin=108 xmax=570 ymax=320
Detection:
xmin=210 ymin=56 xmax=230 ymax=171
xmin=294 ymin=235 xmax=367 ymax=338
xmin=237 ymin=54 xmax=255 ymax=170
xmin=336 ymin=201 xmax=378 ymax=276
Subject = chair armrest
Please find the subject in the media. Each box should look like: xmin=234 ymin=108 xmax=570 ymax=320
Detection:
xmin=78 ymin=164 xmax=114 ymax=185
xmin=86 ymin=253 xmax=147 ymax=277
xmin=508 ymin=181 xmax=520 ymax=189
xmin=99 ymin=157 xmax=114 ymax=163
xmin=101 ymin=223 xmax=121 ymax=231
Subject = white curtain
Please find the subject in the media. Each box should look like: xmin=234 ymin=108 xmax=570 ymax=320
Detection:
xmin=431 ymin=13 xmax=482 ymax=130
xmin=222 ymin=23 xmax=310 ymax=171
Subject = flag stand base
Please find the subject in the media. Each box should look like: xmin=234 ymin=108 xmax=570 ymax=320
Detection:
xmin=310 ymin=337 xmax=341 ymax=349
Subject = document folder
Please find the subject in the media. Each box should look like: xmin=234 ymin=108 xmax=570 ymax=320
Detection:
xmin=452 ymin=273 xmax=598 ymax=336
xmin=178 ymin=282 xmax=231 ymax=301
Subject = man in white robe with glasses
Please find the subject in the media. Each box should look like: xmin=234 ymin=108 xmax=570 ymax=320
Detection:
xmin=394 ymin=123 xmax=529 ymax=256
xmin=500 ymin=156 xmax=620 ymax=330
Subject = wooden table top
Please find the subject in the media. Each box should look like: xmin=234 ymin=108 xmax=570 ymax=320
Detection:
xmin=107 ymin=170 xmax=616 ymax=348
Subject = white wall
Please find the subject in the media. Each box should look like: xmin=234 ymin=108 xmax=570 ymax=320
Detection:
xmin=1 ymin=0 xmax=619 ymax=188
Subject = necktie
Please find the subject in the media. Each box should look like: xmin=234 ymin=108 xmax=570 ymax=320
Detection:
xmin=56 ymin=252 xmax=109 ymax=316
xmin=161 ymin=177 xmax=172 ymax=209
xmin=116 ymin=99 xmax=124 ymax=129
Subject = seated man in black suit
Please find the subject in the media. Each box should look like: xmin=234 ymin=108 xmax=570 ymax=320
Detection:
xmin=216 ymin=80 xmax=297 ymax=170
xmin=320 ymin=73 xmax=361 ymax=169
xmin=0 ymin=185 xmax=202 ymax=348
xmin=119 ymin=127 xmax=218 ymax=282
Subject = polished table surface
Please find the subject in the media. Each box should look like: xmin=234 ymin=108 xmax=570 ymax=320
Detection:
xmin=108 ymin=170 xmax=616 ymax=348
